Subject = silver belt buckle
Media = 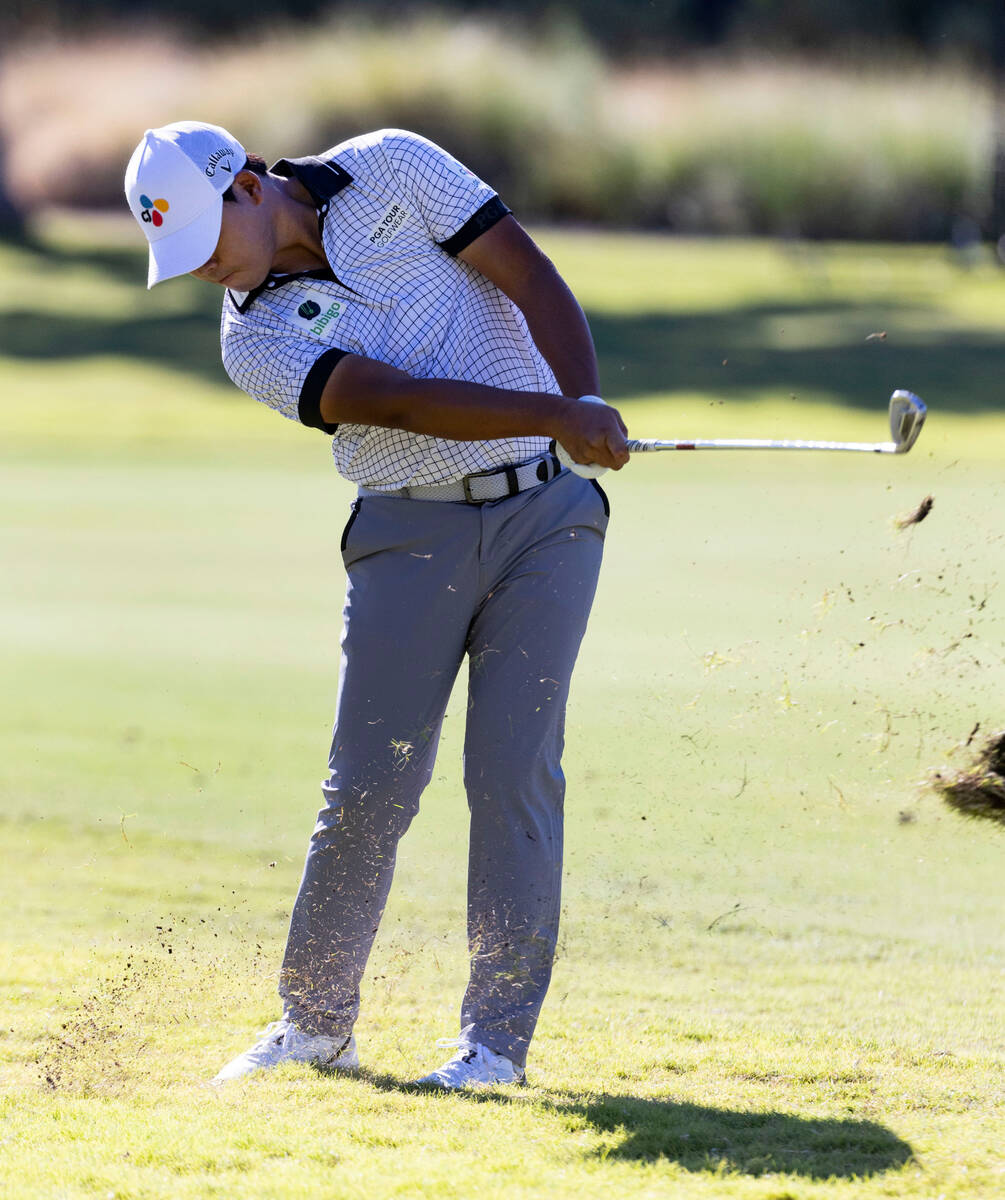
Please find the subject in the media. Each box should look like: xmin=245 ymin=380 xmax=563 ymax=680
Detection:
xmin=461 ymin=465 xmax=500 ymax=504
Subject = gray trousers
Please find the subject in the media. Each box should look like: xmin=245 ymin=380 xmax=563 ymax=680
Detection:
xmin=279 ymin=469 xmax=608 ymax=1067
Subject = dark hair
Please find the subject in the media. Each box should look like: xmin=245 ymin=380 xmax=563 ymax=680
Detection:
xmin=222 ymin=153 xmax=269 ymax=201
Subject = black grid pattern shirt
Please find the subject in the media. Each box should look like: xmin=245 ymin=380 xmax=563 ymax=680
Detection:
xmin=221 ymin=129 xmax=556 ymax=488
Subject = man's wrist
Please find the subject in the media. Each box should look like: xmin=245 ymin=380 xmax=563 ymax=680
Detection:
xmin=545 ymin=393 xmax=599 ymax=444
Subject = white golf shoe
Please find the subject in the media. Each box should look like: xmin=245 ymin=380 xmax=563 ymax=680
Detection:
xmin=211 ymin=1018 xmax=358 ymax=1084
xmin=416 ymin=1029 xmax=525 ymax=1090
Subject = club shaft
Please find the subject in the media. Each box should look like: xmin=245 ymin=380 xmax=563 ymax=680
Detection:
xmin=626 ymin=438 xmax=899 ymax=454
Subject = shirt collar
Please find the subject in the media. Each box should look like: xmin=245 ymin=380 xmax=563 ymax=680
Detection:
xmin=227 ymin=156 xmax=352 ymax=313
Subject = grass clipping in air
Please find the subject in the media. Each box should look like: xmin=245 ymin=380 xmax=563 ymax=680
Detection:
xmin=932 ymin=731 xmax=1005 ymax=827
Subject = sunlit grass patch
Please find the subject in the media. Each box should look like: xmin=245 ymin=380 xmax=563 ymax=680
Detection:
xmin=1 ymin=228 xmax=1003 ymax=1199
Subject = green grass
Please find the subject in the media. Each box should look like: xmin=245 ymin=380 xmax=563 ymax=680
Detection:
xmin=1 ymin=223 xmax=1003 ymax=1198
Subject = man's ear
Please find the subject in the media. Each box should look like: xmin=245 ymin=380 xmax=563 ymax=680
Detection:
xmin=234 ymin=169 xmax=264 ymax=203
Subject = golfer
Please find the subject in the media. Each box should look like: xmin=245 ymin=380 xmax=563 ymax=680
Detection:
xmin=125 ymin=120 xmax=628 ymax=1088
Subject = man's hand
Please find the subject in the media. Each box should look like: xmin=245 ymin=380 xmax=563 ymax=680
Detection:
xmin=554 ymin=395 xmax=630 ymax=471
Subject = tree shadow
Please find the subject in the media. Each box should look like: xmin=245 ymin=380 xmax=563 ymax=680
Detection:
xmin=356 ymin=1070 xmax=913 ymax=1180
xmin=36 ymin=236 xmax=154 ymax=287
xmin=590 ymin=304 xmax=1005 ymax=411
xmin=4 ymin=233 xmax=1004 ymax=415
xmin=0 ymin=236 xmax=230 ymax=387
xmin=0 ymin=308 xmax=229 ymax=387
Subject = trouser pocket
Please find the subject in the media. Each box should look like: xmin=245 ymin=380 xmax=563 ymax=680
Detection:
xmin=589 ymin=477 xmax=611 ymax=519
xmin=340 ymin=499 xmax=363 ymax=557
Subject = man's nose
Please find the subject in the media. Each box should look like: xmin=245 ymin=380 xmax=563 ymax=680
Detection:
xmin=191 ymin=257 xmax=218 ymax=281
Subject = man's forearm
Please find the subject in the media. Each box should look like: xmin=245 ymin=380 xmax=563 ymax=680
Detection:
xmin=323 ymin=355 xmax=571 ymax=441
xmin=380 ymin=378 xmax=571 ymax=440
xmin=322 ymin=357 xmax=627 ymax=469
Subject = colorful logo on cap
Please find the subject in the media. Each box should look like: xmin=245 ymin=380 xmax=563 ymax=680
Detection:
xmin=139 ymin=194 xmax=170 ymax=227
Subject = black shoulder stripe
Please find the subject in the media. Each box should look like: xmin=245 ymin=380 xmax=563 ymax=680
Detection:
xmin=298 ymin=347 xmax=349 ymax=433
xmin=270 ymin=156 xmax=353 ymax=203
xmin=438 ymin=196 xmax=511 ymax=256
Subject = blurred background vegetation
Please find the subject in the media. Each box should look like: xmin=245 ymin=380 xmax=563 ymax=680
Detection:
xmin=1 ymin=0 xmax=1003 ymax=243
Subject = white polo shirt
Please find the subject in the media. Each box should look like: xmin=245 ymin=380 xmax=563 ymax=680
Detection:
xmin=221 ymin=128 xmax=556 ymax=488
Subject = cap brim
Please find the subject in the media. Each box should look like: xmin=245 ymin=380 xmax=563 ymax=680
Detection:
xmin=146 ymin=195 xmax=224 ymax=288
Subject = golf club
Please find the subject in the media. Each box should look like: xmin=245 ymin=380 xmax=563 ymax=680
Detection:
xmin=555 ymin=390 xmax=926 ymax=478
xmin=625 ymin=390 xmax=927 ymax=456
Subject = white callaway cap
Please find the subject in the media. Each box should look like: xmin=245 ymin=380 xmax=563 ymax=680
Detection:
xmin=125 ymin=120 xmax=246 ymax=288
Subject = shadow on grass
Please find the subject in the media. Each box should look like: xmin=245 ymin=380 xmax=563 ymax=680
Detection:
xmin=33 ymin=235 xmax=157 ymax=287
xmin=4 ymin=300 xmax=1001 ymax=417
xmin=357 ymin=1070 xmax=913 ymax=1180
xmin=0 ymin=236 xmax=228 ymax=387
xmin=565 ymin=1091 xmax=913 ymax=1178
xmin=590 ymin=306 xmax=1005 ymax=411
xmin=3 ymin=230 xmax=1003 ymax=413
xmin=0 ymin=309 xmax=229 ymax=386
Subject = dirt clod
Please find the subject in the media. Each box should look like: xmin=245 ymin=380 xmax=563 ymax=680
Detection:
xmin=896 ymin=495 xmax=934 ymax=530
xmin=931 ymin=731 xmax=1005 ymax=827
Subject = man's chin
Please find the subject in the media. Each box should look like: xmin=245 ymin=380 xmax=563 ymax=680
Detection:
xmin=221 ymin=270 xmax=269 ymax=291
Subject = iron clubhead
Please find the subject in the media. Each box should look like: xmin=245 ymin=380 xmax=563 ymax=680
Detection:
xmin=889 ymin=390 xmax=926 ymax=454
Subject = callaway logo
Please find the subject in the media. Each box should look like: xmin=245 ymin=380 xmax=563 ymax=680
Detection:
xmin=139 ymin=194 xmax=169 ymax=227
xmin=369 ymin=202 xmax=410 ymax=249
xmin=293 ymin=292 xmax=344 ymax=336
xmin=205 ymin=147 xmax=235 ymax=178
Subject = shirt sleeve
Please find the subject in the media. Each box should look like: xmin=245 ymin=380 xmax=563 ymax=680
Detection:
xmin=377 ymin=129 xmax=511 ymax=255
xmin=221 ymin=321 xmax=346 ymax=434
